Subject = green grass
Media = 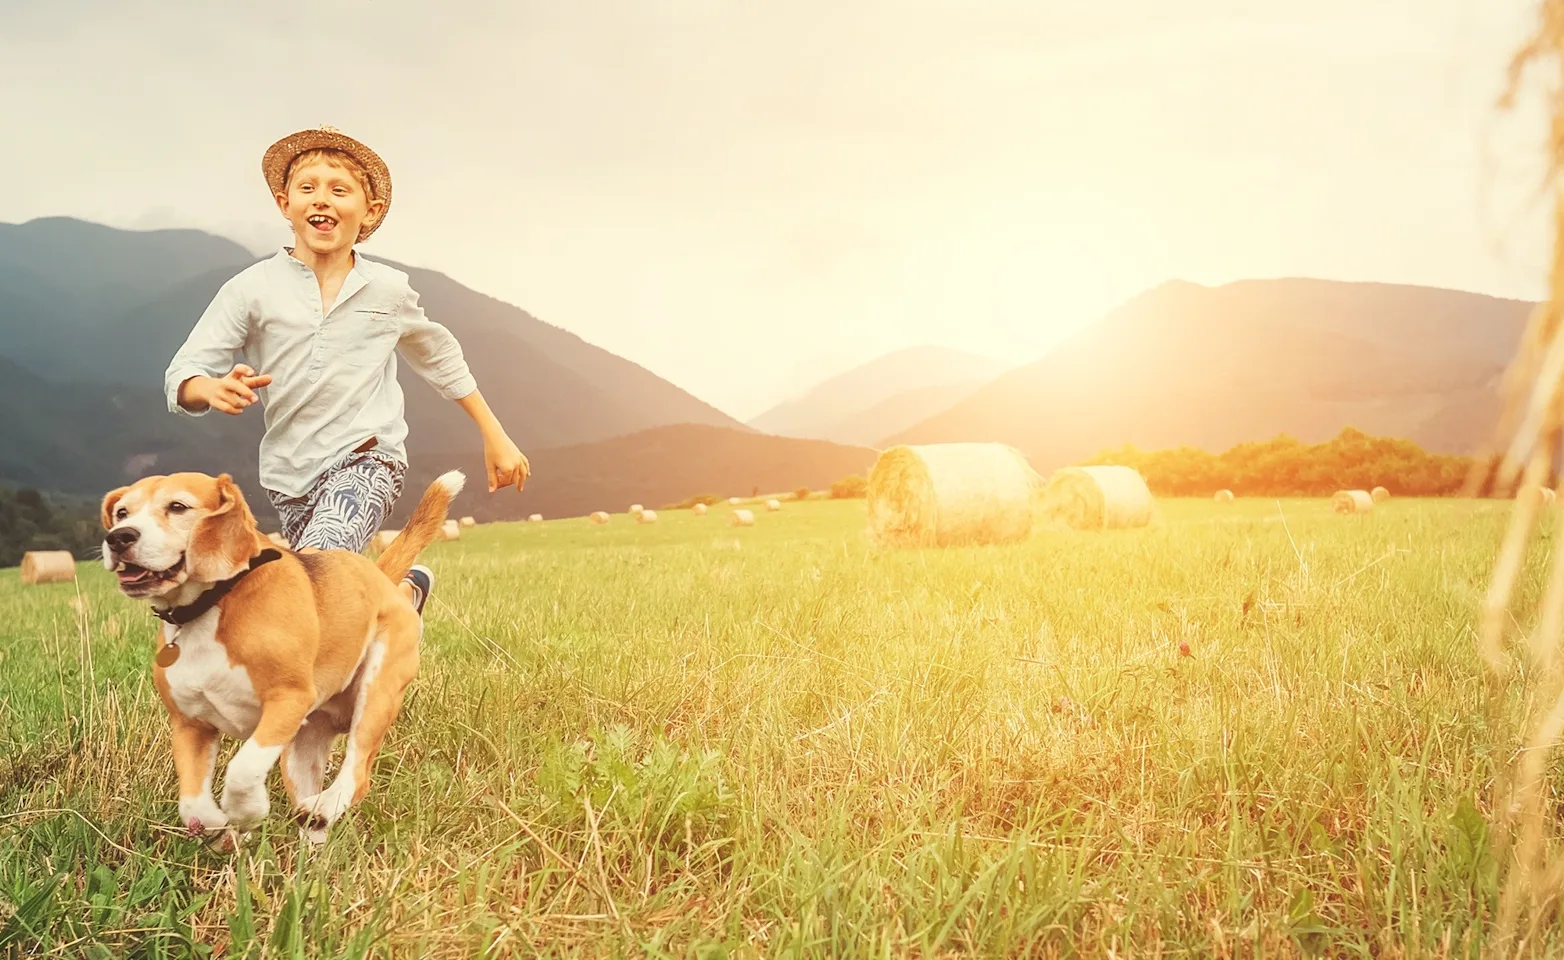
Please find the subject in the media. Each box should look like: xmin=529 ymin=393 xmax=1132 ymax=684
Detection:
xmin=0 ymin=496 xmax=1551 ymax=956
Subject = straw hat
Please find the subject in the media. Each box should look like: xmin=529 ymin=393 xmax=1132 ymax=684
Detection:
xmin=261 ymin=125 xmax=392 ymax=242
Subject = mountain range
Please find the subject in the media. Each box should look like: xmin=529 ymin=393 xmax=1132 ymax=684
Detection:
xmin=885 ymin=278 xmax=1529 ymax=469
xmin=0 ymin=215 xmax=1536 ymax=525
xmin=748 ymin=346 xmax=1010 ymax=446
xmin=0 ymin=218 xmax=816 ymax=519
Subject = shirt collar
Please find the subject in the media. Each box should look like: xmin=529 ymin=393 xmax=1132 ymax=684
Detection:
xmin=276 ymin=246 xmax=371 ymax=311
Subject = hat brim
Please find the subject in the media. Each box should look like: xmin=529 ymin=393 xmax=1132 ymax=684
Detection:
xmin=262 ymin=128 xmax=392 ymax=243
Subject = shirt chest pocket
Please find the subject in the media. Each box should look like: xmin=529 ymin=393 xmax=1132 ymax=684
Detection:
xmin=326 ymin=306 xmax=401 ymax=367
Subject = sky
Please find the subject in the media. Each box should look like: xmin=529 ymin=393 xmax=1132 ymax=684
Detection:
xmin=0 ymin=0 xmax=1557 ymax=419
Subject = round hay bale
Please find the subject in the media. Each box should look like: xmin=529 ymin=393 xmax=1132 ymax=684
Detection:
xmin=637 ymin=509 xmax=658 ymax=524
xmin=1370 ymin=486 xmax=1390 ymax=503
xmin=766 ymin=498 xmax=782 ymax=512
xmin=589 ymin=511 xmax=610 ymax=525
xmin=460 ymin=516 xmax=476 ymax=527
xmin=1214 ymin=489 xmax=1235 ymax=503
xmin=727 ymin=497 xmax=742 ymax=506
xmin=1332 ymin=490 xmax=1374 ymax=514
xmin=21 ymin=551 xmax=76 ymax=585
xmin=373 ymin=529 xmax=399 ymax=551
xmin=867 ymin=443 xmax=1044 ymax=547
xmin=629 ymin=504 xmax=643 ymax=515
xmin=441 ymin=519 xmax=460 ymax=540
xmin=693 ymin=503 xmax=708 ymax=516
xmin=731 ymin=509 xmax=755 ymax=527
xmin=528 ymin=513 xmax=544 ymax=522
xmin=1037 ymin=465 xmax=1153 ymax=531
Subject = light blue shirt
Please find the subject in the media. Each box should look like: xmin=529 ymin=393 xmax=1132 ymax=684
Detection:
xmin=164 ymin=247 xmax=478 ymax=498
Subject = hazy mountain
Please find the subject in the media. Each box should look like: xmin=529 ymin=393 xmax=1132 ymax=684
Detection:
xmin=816 ymin=380 xmax=992 ymax=447
xmin=749 ymin=346 xmax=1008 ymax=443
xmin=887 ymin=278 xmax=1533 ymax=468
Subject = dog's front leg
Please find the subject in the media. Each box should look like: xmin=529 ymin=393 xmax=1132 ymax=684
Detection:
xmin=220 ymin=688 xmax=315 ymax=828
xmin=170 ymin=716 xmax=226 ymax=835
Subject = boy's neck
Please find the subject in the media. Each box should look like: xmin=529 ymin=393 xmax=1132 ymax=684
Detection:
xmin=287 ymin=241 xmax=356 ymax=277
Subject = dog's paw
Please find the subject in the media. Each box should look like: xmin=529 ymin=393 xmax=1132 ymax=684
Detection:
xmin=179 ymin=795 xmax=229 ymax=836
xmin=294 ymin=785 xmax=353 ymax=833
xmin=220 ymin=782 xmax=270 ymax=827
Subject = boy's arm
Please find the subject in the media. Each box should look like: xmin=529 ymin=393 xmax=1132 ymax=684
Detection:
xmin=165 ymin=277 xmax=262 ymax=416
xmin=397 ymin=288 xmax=530 ymax=492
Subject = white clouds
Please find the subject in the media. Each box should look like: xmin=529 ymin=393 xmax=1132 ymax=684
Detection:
xmin=0 ymin=0 xmax=1553 ymax=417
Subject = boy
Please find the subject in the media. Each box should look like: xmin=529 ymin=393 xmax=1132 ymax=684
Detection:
xmin=164 ymin=125 xmax=528 ymax=616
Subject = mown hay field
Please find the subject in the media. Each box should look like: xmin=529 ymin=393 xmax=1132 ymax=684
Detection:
xmin=0 ymin=496 xmax=1552 ymax=956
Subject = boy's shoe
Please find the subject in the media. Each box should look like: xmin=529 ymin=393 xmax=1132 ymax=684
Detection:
xmin=403 ymin=565 xmax=434 ymax=616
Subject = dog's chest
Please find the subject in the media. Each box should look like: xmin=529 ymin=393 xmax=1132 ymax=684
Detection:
xmin=161 ymin=612 xmax=260 ymax=739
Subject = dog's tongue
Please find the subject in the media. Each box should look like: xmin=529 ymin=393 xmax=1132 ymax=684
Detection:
xmin=118 ymin=566 xmax=154 ymax=584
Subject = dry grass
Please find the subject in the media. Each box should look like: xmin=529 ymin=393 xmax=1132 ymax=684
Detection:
xmin=0 ymin=496 xmax=1554 ymax=956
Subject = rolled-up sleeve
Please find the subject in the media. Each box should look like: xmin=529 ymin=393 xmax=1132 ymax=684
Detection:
xmin=164 ymin=276 xmax=252 ymax=416
xmin=396 ymin=286 xmax=477 ymax=400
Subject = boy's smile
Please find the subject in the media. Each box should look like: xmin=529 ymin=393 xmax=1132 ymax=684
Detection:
xmin=275 ymin=158 xmax=384 ymax=259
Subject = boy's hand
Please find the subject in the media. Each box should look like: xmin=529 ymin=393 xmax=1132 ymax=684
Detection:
xmin=179 ymin=364 xmax=272 ymax=415
xmin=484 ymin=433 xmax=529 ymax=493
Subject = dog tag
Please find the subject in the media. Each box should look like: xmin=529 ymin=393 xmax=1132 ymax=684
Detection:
xmin=156 ymin=642 xmax=181 ymax=668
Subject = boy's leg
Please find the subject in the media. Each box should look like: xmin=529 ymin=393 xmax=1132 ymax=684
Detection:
xmin=291 ymin=454 xmax=430 ymax=612
xmin=292 ymin=452 xmax=405 ymax=554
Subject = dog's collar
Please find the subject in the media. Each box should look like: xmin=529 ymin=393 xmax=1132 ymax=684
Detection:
xmin=153 ymin=549 xmax=284 ymax=626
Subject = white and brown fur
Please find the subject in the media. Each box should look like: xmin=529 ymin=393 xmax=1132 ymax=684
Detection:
xmin=100 ymin=468 xmax=463 ymax=843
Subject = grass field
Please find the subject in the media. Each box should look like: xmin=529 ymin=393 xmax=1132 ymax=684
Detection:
xmin=0 ymin=495 xmax=1553 ymax=957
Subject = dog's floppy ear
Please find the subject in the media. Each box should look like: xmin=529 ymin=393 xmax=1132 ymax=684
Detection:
xmin=186 ymin=474 xmax=263 ymax=582
xmin=101 ymin=486 xmax=131 ymax=530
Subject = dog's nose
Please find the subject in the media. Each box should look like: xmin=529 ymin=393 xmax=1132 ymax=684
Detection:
xmin=105 ymin=527 xmax=140 ymax=552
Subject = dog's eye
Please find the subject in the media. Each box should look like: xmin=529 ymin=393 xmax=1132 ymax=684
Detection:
xmin=167 ymin=502 xmax=189 ymax=514
xmin=115 ymin=508 xmax=128 ymax=521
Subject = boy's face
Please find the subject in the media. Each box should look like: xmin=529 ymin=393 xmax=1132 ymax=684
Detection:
xmin=274 ymin=157 xmax=385 ymax=256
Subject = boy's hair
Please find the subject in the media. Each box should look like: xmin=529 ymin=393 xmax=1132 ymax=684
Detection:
xmin=282 ymin=148 xmax=377 ymax=201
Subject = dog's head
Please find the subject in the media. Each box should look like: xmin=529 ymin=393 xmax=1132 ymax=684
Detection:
xmin=100 ymin=472 xmax=264 ymax=600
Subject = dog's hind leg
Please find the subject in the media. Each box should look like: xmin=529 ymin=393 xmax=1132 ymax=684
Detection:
xmin=281 ymin=713 xmax=339 ymax=841
xmin=295 ymin=609 xmax=419 ymax=835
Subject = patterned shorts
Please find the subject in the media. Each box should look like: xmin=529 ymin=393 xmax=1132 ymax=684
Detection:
xmin=267 ymin=449 xmax=407 ymax=554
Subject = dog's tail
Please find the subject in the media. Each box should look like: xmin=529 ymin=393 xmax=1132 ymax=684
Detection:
xmin=375 ymin=470 xmax=465 ymax=584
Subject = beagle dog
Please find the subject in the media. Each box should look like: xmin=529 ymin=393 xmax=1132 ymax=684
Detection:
xmin=100 ymin=468 xmax=463 ymax=843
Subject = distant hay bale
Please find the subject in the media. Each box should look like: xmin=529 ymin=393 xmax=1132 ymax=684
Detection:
xmin=441 ymin=519 xmax=460 ymax=540
xmin=867 ymin=442 xmax=1044 ymax=547
xmin=629 ymin=504 xmax=643 ymax=515
xmin=1038 ymin=465 xmax=1154 ymax=530
xmin=589 ymin=511 xmax=610 ymax=525
xmin=766 ymin=499 xmax=781 ymax=512
xmin=1214 ymin=489 xmax=1235 ymax=503
xmin=637 ymin=509 xmax=658 ymax=524
xmin=728 ymin=497 xmax=742 ymax=505
xmin=731 ymin=509 xmax=755 ymax=527
xmin=460 ymin=516 xmax=476 ymax=527
xmin=21 ymin=551 xmax=76 ymax=585
xmin=693 ymin=503 xmax=708 ymax=515
xmin=1371 ymin=486 xmax=1390 ymax=503
xmin=1332 ymin=490 xmax=1374 ymax=514
xmin=529 ymin=513 xmax=543 ymax=522
xmin=373 ymin=530 xmax=399 ymax=551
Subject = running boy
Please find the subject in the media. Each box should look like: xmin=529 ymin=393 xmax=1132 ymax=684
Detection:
xmin=164 ymin=125 xmax=528 ymax=615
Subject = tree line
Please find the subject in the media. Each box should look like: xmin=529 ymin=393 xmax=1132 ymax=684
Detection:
xmin=0 ymin=487 xmax=101 ymax=569
xmin=1082 ymin=428 xmax=1484 ymax=497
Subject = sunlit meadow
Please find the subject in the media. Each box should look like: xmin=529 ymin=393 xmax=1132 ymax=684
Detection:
xmin=0 ymin=496 xmax=1550 ymax=957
